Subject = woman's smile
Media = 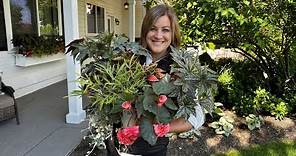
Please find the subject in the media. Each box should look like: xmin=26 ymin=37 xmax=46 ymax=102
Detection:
xmin=146 ymin=15 xmax=172 ymax=61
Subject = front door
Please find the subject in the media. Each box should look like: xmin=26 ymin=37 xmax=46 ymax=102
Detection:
xmin=0 ymin=0 xmax=7 ymax=51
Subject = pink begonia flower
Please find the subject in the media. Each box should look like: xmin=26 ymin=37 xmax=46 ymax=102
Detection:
xmin=153 ymin=123 xmax=170 ymax=137
xmin=117 ymin=126 xmax=140 ymax=145
xmin=147 ymin=75 xmax=159 ymax=82
xmin=121 ymin=101 xmax=132 ymax=110
xmin=157 ymin=95 xmax=167 ymax=107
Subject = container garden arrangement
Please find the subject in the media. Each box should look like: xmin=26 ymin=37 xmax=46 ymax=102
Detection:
xmin=66 ymin=32 xmax=218 ymax=153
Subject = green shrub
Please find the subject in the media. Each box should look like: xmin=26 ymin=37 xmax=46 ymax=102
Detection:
xmin=218 ymin=69 xmax=233 ymax=86
xmin=215 ymin=59 xmax=262 ymax=115
xmin=253 ymin=87 xmax=271 ymax=112
xmin=253 ymin=87 xmax=289 ymax=120
xmin=214 ymin=58 xmax=292 ymax=117
xmin=271 ymin=101 xmax=289 ymax=120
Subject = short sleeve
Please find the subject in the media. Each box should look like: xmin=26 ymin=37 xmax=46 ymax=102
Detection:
xmin=187 ymin=104 xmax=205 ymax=130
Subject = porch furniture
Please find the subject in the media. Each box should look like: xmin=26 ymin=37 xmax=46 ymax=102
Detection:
xmin=0 ymin=82 xmax=20 ymax=124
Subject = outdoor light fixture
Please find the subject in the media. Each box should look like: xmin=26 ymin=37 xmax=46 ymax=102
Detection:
xmin=124 ymin=1 xmax=129 ymax=9
xmin=115 ymin=18 xmax=120 ymax=25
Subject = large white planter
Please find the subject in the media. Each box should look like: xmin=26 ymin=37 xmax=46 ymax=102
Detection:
xmin=15 ymin=53 xmax=65 ymax=67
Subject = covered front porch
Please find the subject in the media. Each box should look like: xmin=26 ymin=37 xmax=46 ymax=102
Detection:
xmin=0 ymin=80 xmax=87 ymax=156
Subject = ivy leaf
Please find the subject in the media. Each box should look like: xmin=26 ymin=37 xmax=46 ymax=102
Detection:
xmin=140 ymin=118 xmax=157 ymax=145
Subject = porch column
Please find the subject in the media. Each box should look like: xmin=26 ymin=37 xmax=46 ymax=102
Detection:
xmin=128 ymin=0 xmax=136 ymax=42
xmin=63 ymin=0 xmax=86 ymax=124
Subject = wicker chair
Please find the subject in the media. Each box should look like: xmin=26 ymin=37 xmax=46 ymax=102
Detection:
xmin=0 ymin=82 xmax=20 ymax=124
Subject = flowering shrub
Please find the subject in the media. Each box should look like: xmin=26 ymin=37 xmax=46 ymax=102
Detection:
xmin=67 ymin=33 xmax=217 ymax=149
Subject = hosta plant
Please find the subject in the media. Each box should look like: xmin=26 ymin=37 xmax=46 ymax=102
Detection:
xmin=209 ymin=116 xmax=234 ymax=137
xmin=245 ymin=114 xmax=264 ymax=130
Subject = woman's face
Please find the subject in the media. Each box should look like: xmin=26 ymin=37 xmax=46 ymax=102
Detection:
xmin=146 ymin=15 xmax=172 ymax=58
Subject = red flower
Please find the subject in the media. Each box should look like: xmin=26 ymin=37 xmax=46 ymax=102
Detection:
xmin=117 ymin=126 xmax=140 ymax=145
xmin=153 ymin=123 xmax=170 ymax=137
xmin=147 ymin=75 xmax=159 ymax=82
xmin=157 ymin=95 xmax=167 ymax=107
xmin=121 ymin=101 xmax=132 ymax=110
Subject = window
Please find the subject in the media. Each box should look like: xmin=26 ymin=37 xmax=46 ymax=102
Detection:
xmin=107 ymin=15 xmax=114 ymax=33
xmin=38 ymin=0 xmax=60 ymax=35
xmin=86 ymin=3 xmax=105 ymax=33
xmin=10 ymin=0 xmax=38 ymax=37
xmin=10 ymin=0 xmax=62 ymax=37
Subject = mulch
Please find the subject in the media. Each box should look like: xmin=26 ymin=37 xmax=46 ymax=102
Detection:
xmin=70 ymin=112 xmax=296 ymax=156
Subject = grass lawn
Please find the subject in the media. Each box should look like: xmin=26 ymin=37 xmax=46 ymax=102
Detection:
xmin=213 ymin=140 xmax=296 ymax=156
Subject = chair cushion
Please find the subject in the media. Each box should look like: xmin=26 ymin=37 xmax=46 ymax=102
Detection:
xmin=0 ymin=94 xmax=15 ymax=121
xmin=0 ymin=94 xmax=14 ymax=109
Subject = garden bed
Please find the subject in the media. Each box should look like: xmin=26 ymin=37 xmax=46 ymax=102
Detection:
xmin=69 ymin=111 xmax=296 ymax=156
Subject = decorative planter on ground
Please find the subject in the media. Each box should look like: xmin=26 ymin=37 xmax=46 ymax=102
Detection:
xmin=15 ymin=53 xmax=65 ymax=67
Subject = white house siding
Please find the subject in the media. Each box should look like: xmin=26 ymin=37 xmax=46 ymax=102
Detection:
xmin=135 ymin=0 xmax=145 ymax=38
xmin=77 ymin=0 xmax=144 ymax=38
xmin=0 ymin=51 xmax=66 ymax=98
xmin=0 ymin=0 xmax=146 ymax=99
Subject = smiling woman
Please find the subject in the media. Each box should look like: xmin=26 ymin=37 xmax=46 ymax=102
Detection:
xmin=145 ymin=15 xmax=172 ymax=62
xmin=126 ymin=4 xmax=206 ymax=156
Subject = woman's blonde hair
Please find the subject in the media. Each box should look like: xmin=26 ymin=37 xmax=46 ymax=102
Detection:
xmin=140 ymin=4 xmax=181 ymax=49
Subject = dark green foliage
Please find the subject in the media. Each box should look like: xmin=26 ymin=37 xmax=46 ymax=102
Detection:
xmin=214 ymin=58 xmax=262 ymax=112
xmin=253 ymin=88 xmax=289 ymax=120
xmin=173 ymin=0 xmax=296 ymax=97
xmin=66 ymin=33 xmax=151 ymax=76
xmin=170 ymin=46 xmax=218 ymax=116
xmin=214 ymin=58 xmax=291 ymax=118
xmin=11 ymin=34 xmax=64 ymax=57
xmin=140 ymin=118 xmax=157 ymax=145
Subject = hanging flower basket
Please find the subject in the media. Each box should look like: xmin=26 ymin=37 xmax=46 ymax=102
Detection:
xmin=15 ymin=53 xmax=65 ymax=67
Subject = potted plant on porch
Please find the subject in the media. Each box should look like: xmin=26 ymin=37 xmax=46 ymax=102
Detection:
xmin=12 ymin=34 xmax=65 ymax=67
